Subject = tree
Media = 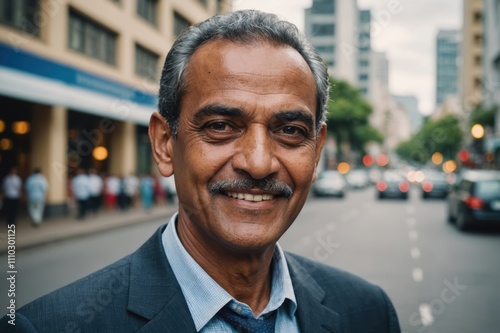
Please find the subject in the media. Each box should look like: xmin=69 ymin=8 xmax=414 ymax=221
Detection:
xmin=326 ymin=78 xmax=383 ymax=160
xmin=469 ymin=104 xmax=496 ymax=128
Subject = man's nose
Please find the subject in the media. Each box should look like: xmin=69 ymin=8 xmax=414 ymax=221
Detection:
xmin=231 ymin=126 xmax=280 ymax=180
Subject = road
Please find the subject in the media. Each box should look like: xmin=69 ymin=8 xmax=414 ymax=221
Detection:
xmin=2 ymin=186 xmax=500 ymax=332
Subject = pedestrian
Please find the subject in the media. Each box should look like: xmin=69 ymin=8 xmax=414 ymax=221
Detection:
xmin=104 ymin=173 xmax=120 ymax=211
xmin=71 ymin=168 xmax=90 ymax=220
xmin=160 ymin=175 xmax=177 ymax=205
xmin=88 ymin=169 xmax=103 ymax=215
xmin=140 ymin=173 xmax=154 ymax=213
xmin=123 ymin=173 xmax=139 ymax=209
xmin=1 ymin=167 xmax=22 ymax=226
xmin=1 ymin=10 xmax=400 ymax=332
xmin=25 ymin=168 xmax=48 ymax=226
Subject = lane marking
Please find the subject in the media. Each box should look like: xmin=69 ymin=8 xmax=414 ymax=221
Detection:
xmin=407 ymin=217 xmax=416 ymax=227
xmin=409 ymin=230 xmax=419 ymax=241
xmin=410 ymin=247 xmax=421 ymax=259
xmin=412 ymin=267 xmax=424 ymax=282
xmin=419 ymin=303 xmax=434 ymax=327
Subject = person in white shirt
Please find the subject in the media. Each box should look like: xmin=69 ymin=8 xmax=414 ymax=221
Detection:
xmin=2 ymin=167 xmax=22 ymax=225
xmin=71 ymin=169 xmax=90 ymax=220
xmin=123 ymin=174 xmax=139 ymax=209
xmin=104 ymin=174 xmax=120 ymax=211
xmin=88 ymin=169 xmax=103 ymax=215
xmin=25 ymin=168 xmax=48 ymax=226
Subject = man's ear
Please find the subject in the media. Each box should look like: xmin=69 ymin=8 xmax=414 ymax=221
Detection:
xmin=149 ymin=112 xmax=175 ymax=177
xmin=312 ymin=123 xmax=327 ymax=183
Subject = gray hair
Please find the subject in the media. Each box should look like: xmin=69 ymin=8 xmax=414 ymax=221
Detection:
xmin=158 ymin=10 xmax=329 ymax=137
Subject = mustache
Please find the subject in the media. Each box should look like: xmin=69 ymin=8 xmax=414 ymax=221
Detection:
xmin=209 ymin=178 xmax=293 ymax=198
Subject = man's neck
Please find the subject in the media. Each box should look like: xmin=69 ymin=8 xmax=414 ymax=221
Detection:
xmin=176 ymin=217 xmax=275 ymax=315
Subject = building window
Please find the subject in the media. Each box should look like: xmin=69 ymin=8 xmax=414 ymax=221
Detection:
xmin=311 ymin=0 xmax=335 ymax=14
xmin=473 ymin=11 xmax=481 ymax=23
xmin=359 ymin=74 xmax=368 ymax=81
xmin=136 ymin=44 xmax=159 ymax=80
xmin=174 ymin=11 xmax=191 ymax=37
xmin=359 ymin=59 xmax=369 ymax=67
xmin=0 ymin=0 xmax=40 ymax=36
xmin=473 ymin=34 xmax=481 ymax=46
xmin=137 ymin=0 xmax=157 ymax=25
xmin=312 ymin=23 xmax=335 ymax=36
xmin=315 ymin=45 xmax=335 ymax=53
xmin=326 ymin=60 xmax=335 ymax=67
xmin=68 ymin=10 xmax=117 ymax=65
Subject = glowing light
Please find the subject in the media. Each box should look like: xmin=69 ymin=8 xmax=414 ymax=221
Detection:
xmin=376 ymin=154 xmax=389 ymax=167
xmin=362 ymin=154 xmax=374 ymax=167
xmin=92 ymin=146 xmax=108 ymax=161
xmin=458 ymin=149 xmax=469 ymax=162
xmin=431 ymin=152 xmax=443 ymax=165
xmin=407 ymin=171 xmax=416 ymax=182
xmin=0 ymin=138 xmax=13 ymax=150
xmin=415 ymin=170 xmax=425 ymax=183
xmin=471 ymin=124 xmax=484 ymax=139
xmin=443 ymin=160 xmax=457 ymax=174
xmin=12 ymin=121 xmax=30 ymax=134
xmin=0 ymin=120 xmax=5 ymax=133
xmin=337 ymin=162 xmax=350 ymax=175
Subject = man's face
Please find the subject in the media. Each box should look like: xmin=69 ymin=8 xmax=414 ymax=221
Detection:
xmin=153 ymin=39 xmax=326 ymax=253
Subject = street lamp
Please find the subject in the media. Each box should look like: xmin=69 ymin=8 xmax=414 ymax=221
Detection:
xmin=471 ymin=124 xmax=485 ymax=139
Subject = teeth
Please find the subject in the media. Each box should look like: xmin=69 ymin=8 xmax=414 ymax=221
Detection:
xmin=227 ymin=192 xmax=274 ymax=202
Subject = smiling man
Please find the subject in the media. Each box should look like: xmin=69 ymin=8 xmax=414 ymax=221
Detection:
xmin=1 ymin=10 xmax=400 ymax=333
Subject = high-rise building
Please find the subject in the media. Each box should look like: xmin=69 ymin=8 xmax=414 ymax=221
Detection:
xmin=436 ymin=29 xmax=460 ymax=106
xmin=304 ymin=0 xmax=359 ymax=84
xmin=358 ymin=9 xmax=371 ymax=97
xmin=393 ymin=95 xmax=422 ymax=134
xmin=0 ymin=0 xmax=230 ymax=216
xmin=459 ymin=0 xmax=483 ymax=112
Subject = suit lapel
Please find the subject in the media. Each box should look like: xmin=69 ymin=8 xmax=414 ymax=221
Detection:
xmin=286 ymin=254 xmax=341 ymax=333
xmin=127 ymin=225 xmax=197 ymax=333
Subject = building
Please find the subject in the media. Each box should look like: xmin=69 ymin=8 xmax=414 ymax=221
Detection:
xmin=482 ymin=0 xmax=500 ymax=165
xmin=358 ymin=9 xmax=371 ymax=98
xmin=0 ymin=0 xmax=230 ymax=216
xmin=392 ymin=95 xmax=422 ymax=134
xmin=436 ymin=29 xmax=460 ymax=107
xmin=304 ymin=0 xmax=359 ymax=85
xmin=459 ymin=0 xmax=483 ymax=112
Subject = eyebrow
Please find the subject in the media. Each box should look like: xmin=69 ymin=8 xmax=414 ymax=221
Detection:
xmin=275 ymin=110 xmax=314 ymax=129
xmin=192 ymin=104 xmax=243 ymax=123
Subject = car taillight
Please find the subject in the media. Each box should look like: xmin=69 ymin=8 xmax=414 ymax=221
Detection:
xmin=422 ymin=181 xmax=433 ymax=192
xmin=377 ymin=181 xmax=387 ymax=191
xmin=465 ymin=196 xmax=485 ymax=210
xmin=399 ymin=181 xmax=410 ymax=192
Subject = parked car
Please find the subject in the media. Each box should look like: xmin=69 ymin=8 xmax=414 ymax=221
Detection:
xmin=376 ymin=171 xmax=410 ymax=200
xmin=447 ymin=170 xmax=500 ymax=230
xmin=313 ymin=170 xmax=347 ymax=198
xmin=421 ymin=171 xmax=450 ymax=199
xmin=346 ymin=169 xmax=370 ymax=189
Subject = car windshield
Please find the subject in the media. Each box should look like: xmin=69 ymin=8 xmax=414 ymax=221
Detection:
xmin=475 ymin=180 xmax=500 ymax=199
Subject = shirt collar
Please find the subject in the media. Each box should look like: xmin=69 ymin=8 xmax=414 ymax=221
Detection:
xmin=162 ymin=213 xmax=297 ymax=331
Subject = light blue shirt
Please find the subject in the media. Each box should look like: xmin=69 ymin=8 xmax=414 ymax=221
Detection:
xmin=25 ymin=173 xmax=48 ymax=202
xmin=162 ymin=214 xmax=300 ymax=333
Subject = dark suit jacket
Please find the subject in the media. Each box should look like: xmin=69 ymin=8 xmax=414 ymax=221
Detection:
xmin=1 ymin=225 xmax=401 ymax=332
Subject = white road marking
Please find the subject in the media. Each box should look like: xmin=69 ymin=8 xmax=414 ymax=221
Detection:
xmin=419 ymin=303 xmax=434 ymax=326
xmin=409 ymin=230 xmax=419 ymax=241
xmin=411 ymin=247 xmax=421 ymax=259
xmin=407 ymin=217 xmax=416 ymax=227
xmin=412 ymin=267 xmax=424 ymax=282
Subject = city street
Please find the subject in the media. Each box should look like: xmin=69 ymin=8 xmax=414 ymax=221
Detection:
xmin=2 ymin=186 xmax=500 ymax=332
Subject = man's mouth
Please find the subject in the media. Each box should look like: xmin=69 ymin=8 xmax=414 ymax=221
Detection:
xmin=226 ymin=192 xmax=274 ymax=202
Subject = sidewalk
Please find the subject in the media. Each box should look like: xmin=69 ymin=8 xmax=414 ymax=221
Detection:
xmin=0 ymin=205 xmax=178 ymax=254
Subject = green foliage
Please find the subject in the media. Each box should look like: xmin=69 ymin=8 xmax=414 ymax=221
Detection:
xmin=396 ymin=114 xmax=463 ymax=165
xmin=326 ymin=78 xmax=383 ymax=155
xmin=469 ymin=105 xmax=496 ymax=128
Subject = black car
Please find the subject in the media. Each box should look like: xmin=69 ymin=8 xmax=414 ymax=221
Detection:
xmin=421 ymin=171 xmax=450 ymax=199
xmin=447 ymin=170 xmax=500 ymax=230
xmin=376 ymin=171 xmax=410 ymax=200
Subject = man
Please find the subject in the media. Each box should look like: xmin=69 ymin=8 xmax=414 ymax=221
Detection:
xmin=0 ymin=10 xmax=400 ymax=332
xmin=2 ymin=167 xmax=22 ymax=226
xmin=88 ymin=168 xmax=103 ymax=215
xmin=71 ymin=168 xmax=90 ymax=220
xmin=25 ymin=168 xmax=49 ymax=226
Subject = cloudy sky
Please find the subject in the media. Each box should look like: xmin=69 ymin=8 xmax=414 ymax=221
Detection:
xmin=232 ymin=0 xmax=462 ymax=115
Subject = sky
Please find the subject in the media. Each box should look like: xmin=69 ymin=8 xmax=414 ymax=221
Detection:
xmin=232 ymin=0 xmax=462 ymax=116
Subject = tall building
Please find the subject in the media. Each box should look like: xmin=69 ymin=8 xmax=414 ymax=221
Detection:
xmin=304 ymin=0 xmax=359 ymax=85
xmin=436 ymin=29 xmax=460 ymax=106
xmin=392 ymin=95 xmax=422 ymax=134
xmin=459 ymin=0 xmax=483 ymax=112
xmin=0 ymin=0 xmax=230 ymax=216
xmin=482 ymin=0 xmax=500 ymax=165
xmin=358 ymin=9 xmax=371 ymax=98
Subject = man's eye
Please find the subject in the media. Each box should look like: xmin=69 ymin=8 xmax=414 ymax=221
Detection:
xmin=282 ymin=126 xmax=303 ymax=136
xmin=208 ymin=122 xmax=228 ymax=131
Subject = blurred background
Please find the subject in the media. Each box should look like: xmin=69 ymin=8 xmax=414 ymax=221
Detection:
xmin=0 ymin=1 xmax=499 ymax=332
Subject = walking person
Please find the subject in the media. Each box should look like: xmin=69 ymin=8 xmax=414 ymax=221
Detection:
xmin=88 ymin=169 xmax=103 ymax=215
xmin=140 ymin=174 xmax=154 ymax=213
xmin=2 ymin=167 xmax=22 ymax=226
xmin=25 ymin=168 xmax=48 ymax=227
xmin=71 ymin=169 xmax=90 ymax=220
